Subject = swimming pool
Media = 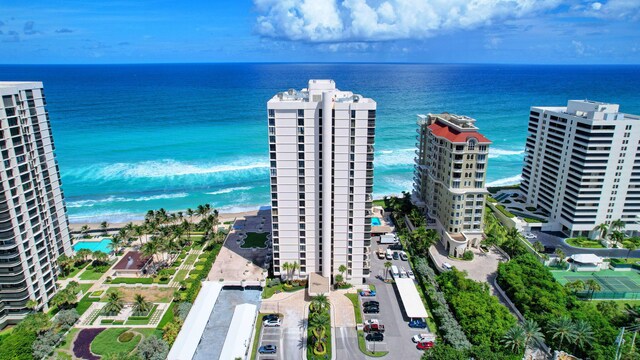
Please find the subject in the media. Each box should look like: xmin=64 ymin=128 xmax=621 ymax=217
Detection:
xmin=73 ymin=238 xmax=112 ymax=253
xmin=372 ymin=217 xmax=382 ymax=226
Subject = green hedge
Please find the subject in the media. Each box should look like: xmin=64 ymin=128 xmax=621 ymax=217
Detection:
xmin=184 ymin=243 xmax=222 ymax=302
xmin=495 ymin=205 xmax=515 ymax=218
xmin=110 ymin=277 xmax=154 ymax=284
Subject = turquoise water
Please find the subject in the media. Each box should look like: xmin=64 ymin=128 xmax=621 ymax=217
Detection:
xmin=1 ymin=64 xmax=639 ymax=223
xmin=372 ymin=218 xmax=382 ymax=226
xmin=72 ymin=239 xmax=111 ymax=253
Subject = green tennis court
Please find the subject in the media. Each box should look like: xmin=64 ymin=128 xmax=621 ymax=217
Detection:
xmin=552 ymin=270 xmax=640 ymax=293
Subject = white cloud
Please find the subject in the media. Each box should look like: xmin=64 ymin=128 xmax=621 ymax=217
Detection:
xmin=582 ymin=0 xmax=640 ymax=20
xmin=591 ymin=2 xmax=602 ymax=10
xmin=485 ymin=36 xmax=503 ymax=49
xmin=253 ymin=0 xmax=564 ymax=42
xmin=572 ymin=40 xmax=585 ymax=55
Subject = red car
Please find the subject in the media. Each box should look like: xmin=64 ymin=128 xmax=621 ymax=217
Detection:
xmin=417 ymin=341 xmax=434 ymax=350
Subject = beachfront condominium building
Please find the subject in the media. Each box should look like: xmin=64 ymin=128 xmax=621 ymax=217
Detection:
xmin=0 ymin=82 xmax=72 ymax=327
xmin=413 ymin=113 xmax=491 ymax=257
xmin=267 ymin=80 xmax=375 ymax=285
xmin=521 ymin=100 xmax=640 ymax=238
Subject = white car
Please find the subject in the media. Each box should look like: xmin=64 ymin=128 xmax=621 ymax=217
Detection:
xmin=412 ymin=333 xmax=436 ymax=343
xmin=407 ymin=270 xmax=415 ymax=280
xmin=263 ymin=318 xmax=281 ymax=327
xmin=364 ymin=319 xmax=380 ymax=326
xmin=442 ymin=262 xmax=453 ymax=270
xmin=400 ymin=267 xmax=408 ymax=278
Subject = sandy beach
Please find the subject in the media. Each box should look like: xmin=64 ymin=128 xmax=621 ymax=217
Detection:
xmin=67 ymin=209 xmax=261 ymax=232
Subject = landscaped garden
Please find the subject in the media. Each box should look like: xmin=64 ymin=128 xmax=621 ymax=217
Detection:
xmin=566 ymin=237 xmax=605 ymax=248
xmin=307 ymin=295 xmax=331 ymax=360
xmin=240 ymin=232 xmax=269 ymax=248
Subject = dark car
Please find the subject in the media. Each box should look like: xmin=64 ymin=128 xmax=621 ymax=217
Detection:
xmin=409 ymin=319 xmax=427 ymax=328
xmin=366 ymin=332 xmax=384 ymax=342
xmin=258 ymin=345 xmax=277 ymax=354
xmin=389 ymin=243 xmax=403 ymax=250
xmin=363 ymin=301 xmax=379 ymax=307
xmin=263 ymin=314 xmax=279 ymax=322
xmin=543 ymin=246 xmax=556 ymax=254
xmin=392 ymin=252 xmax=399 ymax=260
xmin=363 ymin=306 xmax=380 ymax=314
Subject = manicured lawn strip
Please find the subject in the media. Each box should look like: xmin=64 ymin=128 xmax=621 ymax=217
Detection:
xmin=345 ymin=294 xmax=362 ymax=324
xmin=174 ymin=269 xmax=189 ymax=283
xmin=59 ymin=263 xmax=88 ymax=279
xmin=306 ymin=307 xmax=331 ymax=360
xmin=184 ymin=254 xmax=198 ymax=266
xmin=250 ymin=313 xmax=266 ymax=360
xmin=77 ymin=293 xmax=100 ymax=316
xmin=240 ymin=232 xmax=269 ymax=248
xmin=495 ymin=204 xmax=515 ymax=218
xmin=156 ymin=302 xmax=175 ymax=329
xmin=110 ymin=277 xmax=154 ymax=285
xmin=57 ymin=327 xmax=79 ymax=352
xmin=90 ymin=328 xmax=141 ymax=356
xmin=566 ymin=237 xmax=605 ymax=248
xmin=372 ymin=199 xmax=385 ymax=207
xmin=262 ymin=283 xmax=304 ymax=299
xmin=79 ymin=267 xmax=106 ymax=281
xmin=78 ymin=283 xmax=92 ymax=295
xmin=125 ymin=305 xmax=158 ymax=325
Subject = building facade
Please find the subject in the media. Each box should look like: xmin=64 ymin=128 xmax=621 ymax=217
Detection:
xmin=0 ymin=82 xmax=72 ymax=327
xmin=521 ymin=100 xmax=640 ymax=238
xmin=267 ymin=80 xmax=375 ymax=285
xmin=413 ymin=113 xmax=491 ymax=257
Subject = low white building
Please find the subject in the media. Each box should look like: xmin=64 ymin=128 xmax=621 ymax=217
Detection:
xmin=569 ymin=254 xmax=605 ymax=272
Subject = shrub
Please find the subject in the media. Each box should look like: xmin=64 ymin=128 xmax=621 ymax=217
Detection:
xmin=54 ymin=309 xmax=80 ymax=330
xmin=32 ymin=329 xmax=62 ymax=359
xmin=462 ymin=250 xmax=474 ymax=261
xmin=137 ymin=336 xmax=169 ymax=360
xmin=495 ymin=205 xmax=515 ymax=218
xmin=175 ymin=302 xmax=192 ymax=322
xmin=118 ymin=332 xmax=134 ymax=343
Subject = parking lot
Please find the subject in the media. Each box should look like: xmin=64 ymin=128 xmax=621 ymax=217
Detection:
xmin=256 ymin=324 xmax=282 ymax=360
xmin=364 ymin=243 xmax=432 ymax=359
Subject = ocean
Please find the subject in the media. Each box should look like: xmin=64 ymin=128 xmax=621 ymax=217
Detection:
xmin=1 ymin=63 xmax=638 ymax=223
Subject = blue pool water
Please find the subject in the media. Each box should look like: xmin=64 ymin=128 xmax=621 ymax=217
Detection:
xmin=73 ymin=238 xmax=112 ymax=253
xmin=372 ymin=217 xmax=382 ymax=226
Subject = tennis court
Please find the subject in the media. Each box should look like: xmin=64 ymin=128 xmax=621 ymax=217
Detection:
xmin=552 ymin=270 xmax=640 ymax=293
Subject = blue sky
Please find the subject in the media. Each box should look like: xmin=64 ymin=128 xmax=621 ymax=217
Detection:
xmin=0 ymin=0 xmax=638 ymax=64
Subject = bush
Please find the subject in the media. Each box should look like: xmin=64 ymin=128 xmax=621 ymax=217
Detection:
xmin=462 ymin=250 xmax=474 ymax=261
xmin=137 ymin=336 xmax=169 ymax=360
xmin=54 ymin=309 xmax=80 ymax=330
xmin=495 ymin=205 xmax=515 ymax=218
xmin=118 ymin=332 xmax=134 ymax=343
xmin=32 ymin=329 xmax=62 ymax=359
xmin=175 ymin=302 xmax=192 ymax=322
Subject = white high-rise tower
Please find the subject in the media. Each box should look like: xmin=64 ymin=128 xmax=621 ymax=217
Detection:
xmin=0 ymin=82 xmax=72 ymax=327
xmin=267 ymin=80 xmax=375 ymax=285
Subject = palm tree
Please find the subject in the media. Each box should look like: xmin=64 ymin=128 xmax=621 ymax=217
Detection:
xmin=76 ymin=248 xmax=93 ymax=263
xmin=564 ymin=280 xmax=585 ymax=294
xmin=68 ymin=280 xmax=80 ymax=293
xmin=133 ymin=225 xmax=145 ymax=245
xmin=141 ymin=241 xmax=159 ymax=265
xmin=625 ymin=304 xmax=640 ymax=324
xmin=502 ymin=324 xmax=526 ymax=354
xmin=521 ymin=318 xmax=544 ymax=348
xmin=627 ymin=242 xmax=637 ymax=261
xmin=611 ymin=219 xmax=626 ymax=232
xmin=548 ymin=316 xmax=577 ymax=350
xmin=103 ymin=290 xmax=124 ymax=316
xmin=58 ymin=254 xmax=74 ymax=276
xmin=585 ymin=279 xmax=602 ymax=299
xmin=506 ymin=227 xmax=520 ymax=241
xmin=573 ymin=319 xmax=594 ymax=352
xmin=132 ymin=294 xmax=152 ymax=315
xmin=108 ymin=234 xmax=124 ymax=255
xmin=555 ymin=248 xmax=565 ymax=264
xmin=79 ymin=225 xmax=90 ymax=238
xmin=281 ymin=262 xmax=291 ymax=283
xmin=25 ymin=299 xmax=38 ymax=312
xmin=290 ymin=261 xmax=300 ymax=280
xmin=384 ymin=261 xmax=392 ymax=280
xmin=610 ymin=230 xmax=625 ymax=247
xmin=311 ymin=294 xmax=330 ymax=312
xmin=594 ymin=223 xmax=609 ymax=240
xmin=409 ymin=208 xmax=423 ymax=227
xmin=100 ymin=221 xmax=109 ymax=235
xmin=93 ymin=251 xmax=109 ymax=265
xmin=309 ymin=310 xmax=330 ymax=332
xmin=338 ymin=264 xmax=347 ymax=280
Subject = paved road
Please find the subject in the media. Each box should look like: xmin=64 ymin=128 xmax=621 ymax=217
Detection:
xmin=531 ymin=230 xmax=640 ymax=258
xmin=256 ymin=325 xmax=282 ymax=360
xmin=334 ymin=326 xmax=364 ymax=360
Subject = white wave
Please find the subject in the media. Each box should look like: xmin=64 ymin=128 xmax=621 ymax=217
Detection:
xmin=486 ymin=174 xmax=522 ymax=187
xmin=205 ymin=186 xmax=253 ymax=195
xmin=375 ymin=148 xmax=415 ymax=167
xmin=488 ymin=148 xmax=524 ymax=159
xmin=66 ymin=192 xmax=189 ymax=208
xmin=67 ymin=159 xmax=269 ymax=180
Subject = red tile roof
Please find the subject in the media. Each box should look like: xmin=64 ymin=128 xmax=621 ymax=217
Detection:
xmin=427 ymin=122 xmax=491 ymax=143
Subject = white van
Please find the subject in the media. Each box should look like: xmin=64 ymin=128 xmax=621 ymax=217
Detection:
xmin=385 ymin=249 xmax=393 ymax=260
xmin=391 ymin=265 xmax=399 ymax=279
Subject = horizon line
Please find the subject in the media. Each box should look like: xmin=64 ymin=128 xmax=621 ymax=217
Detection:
xmin=0 ymin=61 xmax=639 ymax=66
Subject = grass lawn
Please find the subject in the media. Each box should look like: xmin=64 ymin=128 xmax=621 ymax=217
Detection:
xmin=156 ymin=302 xmax=175 ymax=329
xmin=90 ymin=328 xmax=141 ymax=356
xmin=566 ymin=237 xmax=605 ymax=248
xmin=174 ymin=269 xmax=189 ymax=283
xmin=59 ymin=263 xmax=88 ymax=279
xmin=78 ymin=283 xmax=92 ymax=295
xmin=110 ymin=277 xmax=154 ymax=285
xmin=345 ymin=294 xmax=362 ymax=324
xmin=125 ymin=305 xmax=158 ymax=325
xmin=250 ymin=313 xmax=266 ymax=360
xmin=55 ymin=327 xmax=79 ymax=353
xmin=79 ymin=267 xmax=106 ymax=281
xmin=184 ymin=254 xmax=198 ymax=266
xmin=372 ymin=199 xmax=385 ymax=207
xmin=262 ymin=283 xmax=304 ymax=299
xmin=240 ymin=232 xmax=269 ymax=248
xmin=76 ymin=293 xmax=100 ymax=316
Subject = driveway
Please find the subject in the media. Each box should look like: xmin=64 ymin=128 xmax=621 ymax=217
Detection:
xmin=530 ymin=230 xmax=640 ymax=258
xmin=256 ymin=326 xmax=282 ymax=360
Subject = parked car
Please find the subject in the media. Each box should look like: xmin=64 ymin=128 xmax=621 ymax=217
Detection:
xmin=441 ymin=262 xmax=453 ymax=271
xmin=389 ymin=243 xmax=403 ymax=250
xmin=392 ymin=251 xmax=399 ymax=260
xmin=360 ymin=289 xmax=376 ymax=297
xmin=366 ymin=332 xmax=384 ymax=342
xmin=543 ymin=246 xmax=556 ymax=254
xmin=363 ymin=323 xmax=385 ymax=332
xmin=400 ymin=267 xmax=408 ymax=278
xmin=409 ymin=318 xmax=427 ymax=328
xmin=407 ymin=270 xmax=415 ymax=280
xmin=417 ymin=341 xmax=434 ymax=350
xmin=399 ymin=251 xmax=408 ymax=261
xmin=363 ymin=306 xmax=380 ymax=314
xmin=258 ymin=345 xmax=277 ymax=354
xmin=412 ymin=333 xmax=436 ymax=343
xmin=363 ymin=301 xmax=379 ymax=307
xmin=263 ymin=318 xmax=281 ymax=327
xmin=263 ymin=314 xmax=279 ymax=322
xmin=364 ymin=319 xmax=380 ymax=326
